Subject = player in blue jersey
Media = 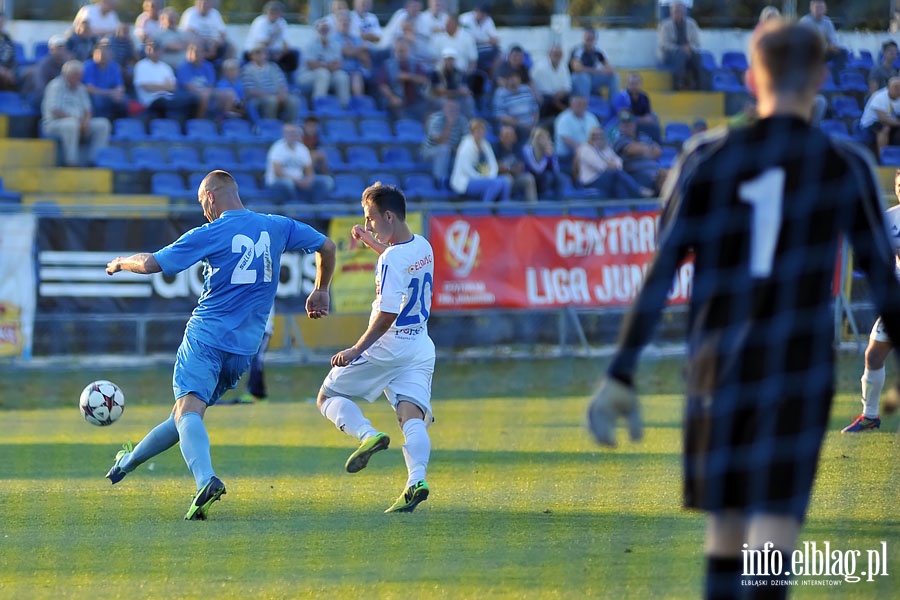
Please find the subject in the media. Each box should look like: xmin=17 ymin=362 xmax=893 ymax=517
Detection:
xmin=317 ymin=183 xmax=436 ymax=513
xmin=104 ymin=170 xmax=336 ymax=520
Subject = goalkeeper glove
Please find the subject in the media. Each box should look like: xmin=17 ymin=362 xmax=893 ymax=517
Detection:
xmin=586 ymin=377 xmax=643 ymax=448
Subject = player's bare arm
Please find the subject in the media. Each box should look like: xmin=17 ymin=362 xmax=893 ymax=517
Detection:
xmin=307 ymin=239 xmax=337 ymax=319
xmin=106 ymin=253 xmax=162 ymax=276
xmin=351 ymin=224 xmax=388 ymax=255
xmin=331 ymin=310 xmax=397 ymax=367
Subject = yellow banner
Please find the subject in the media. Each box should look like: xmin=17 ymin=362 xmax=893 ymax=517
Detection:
xmin=329 ymin=213 xmax=423 ymax=313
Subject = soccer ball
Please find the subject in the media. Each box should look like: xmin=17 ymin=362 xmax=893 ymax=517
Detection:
xmin=79 ymin=380 xmax=125 ymax=426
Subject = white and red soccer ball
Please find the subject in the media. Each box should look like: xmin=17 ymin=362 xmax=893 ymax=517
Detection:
xmin=79 ymin=380 xmax=125 ymax=426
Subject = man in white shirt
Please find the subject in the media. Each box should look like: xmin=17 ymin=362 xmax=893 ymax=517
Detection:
xmin=459 ymin=4 xmax=499 ymax=74
xmin=531 ymin=44 xmax=572 ymax=120
xmin=860 ymin=77 xmax=900 ymax=156
xmin=349 ymin=0 xmax=382 ymax=49
xmin=244 ymin=1 xmax=299 ymax=79
xmin=265 ymin=122 xmax=332 ymax=204
xmin=134 ymin=39 xmax=199 ymax=122
xmin=75 ymin=0 xmax=120 ymax=38
xmin=381 ymin=0 xmax=425 ymax=50
xmin=42 ymin=60 xmax=111 ymax=166
xmin=179 ymin=0 xmax=234 ymax=66
xmin=430 ymin=14 xmax=477 ymax=73
xmin=419 ymin=0 xmax=448 ymax=37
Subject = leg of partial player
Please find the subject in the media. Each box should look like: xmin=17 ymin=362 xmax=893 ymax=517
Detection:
xmin=318 ymin=389 xmax=390 ymax=473
xmin=106 ymin=412 xmax=179 ymax=484
xmin=703 ymin=511 xmax=745 ymax=600
xmin=843 ymin=322 xmax=891 ymax=433
xmin=744 ymin=513 xmax=801 ymax=599
xmin=175 ymin=395 xmax=226 ymax=521
xmin=384 ymin=399 xmax=431 ymax=514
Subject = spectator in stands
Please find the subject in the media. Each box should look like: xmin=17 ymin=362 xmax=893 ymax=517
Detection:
xmin=869 ymin=40 xmax=898 ymax=95
xmin=155 ymin=7 xmax=191 ymax=70
xmin=459 ymin=4 xmax=500 ymax=76
xmin=860 ymin=77 xmax=900 ymax=158
xmin=430 ymin=48 xmax=475 ymax=117
xmin=105 ymin=23 xmax=138 ymax=85
xmin=299 ymin=19 xmax=351 ymax=109
xmin=323 ymin=0 xmax=349 ymax=32
xmin=554 ymin=94 xmax=600 ymax=172
xmin=82 ymin=41 xmax=127 ymax=120
xmin=612 ymin=72 xmax=661 ymax=142
xmin=612 ymin=111 xmax=663 ymax=193
xmin=421 ymin=98 xmax=468 ymax=186
xmin=575 ymin=126 xmax=653 ymax=199
xmin=350 ymin=0 xmax=382 ymax=50
xmin=377 ymin=38 xmax=432 ymax=120
xmin=430 ymin=14 xmax=477 ymax=74
xmin=381 ymin=1 xmax=425 ymax=51
xmin=333 ymin=9 xmax=370 ymax=103
xmin=177 ymin=42 xmax=236 ymax=119
xmin=531 ymin=44 xmax=571 ymax=121
xmin=421 ymin=0 xmax=449 ymax=36
xmin=569 ymin=27 xmax=620 ymax=101
xmin=32 ymin=36 xmax=71 ymax=106
xmin=493 ymin=71 xmax=539 ymax=142
xmin=179 ymin=0 xmax=234 ymax=68
xmin=757 ymin=5 xmax=780 ymax=24
xmin=799 ymin=0 xmax=847 ymax=78
xmin=301 ymin=116 xmax=329 ymax=174
xmin=41 ymin=60 xmax=111 ymax=166
xmin=399 ymin=15 xmax=435 ymax=67
xmin=691 ymin=118 xmax=707 ymax=135
xmin=75 ymin=0 xmax=120 ymax=39
xmin=242 ymin=44 xmax=299 ymax=122
xmin=657 ymin=1 xmax=705 ymax=91
xmin=0 ymin=12 xmax=18 ymax=91
xmin=450 ymin=118 xmax=512 ymax=203
xmin=495 ymin=45 xmax=534 ymax=91
xmin=133 ymin=39 xmax=199 ymax=123
xmin=265 ymin=122 xmax=332 ymax=204
xmin=244 ymin=1 xmax=299 ymax=80
xmin=495 ymin=125 xmax=537 ymax=202
xmin=215 ymin=58 xmax=246 ymax=119
xmin=135 ymin=0 xmax=163 ymax=46
xmin=66 ymin=18 xmax=98 ymax=62
xmin=658 ymin=0 xmax=692 ymax=22
xmin=523 ymin=126 xmax=563 ymax=200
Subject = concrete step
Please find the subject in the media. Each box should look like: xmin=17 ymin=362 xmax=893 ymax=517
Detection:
xmin=21 ymin=193 xmax=167 ymax=216
xmin=272 ymin=313 xmax=369 ymax=350
xmin=0 ymin=114 xmax=8 ymax=138
xmin=652 ymin=91 xmax=726 ymax=120
xmin=0 ymin=138 xmax=56 ymax=167
xmin=618 ymin=68 xmax=671 ymax=92
xmin=876 ymin=166 xmax=896 ymax=196
xmin=2 ymin=168 xmax=112 ymax=193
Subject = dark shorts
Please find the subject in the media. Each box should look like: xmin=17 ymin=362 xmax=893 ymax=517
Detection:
xmin=683 ymin=387 xmax=833 ymax=521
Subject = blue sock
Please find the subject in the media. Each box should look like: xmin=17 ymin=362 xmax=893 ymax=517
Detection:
xmin=176 ymin=412 xmax=215 ymax=490
xmin=119 ymin=413 xmax=178 ymax=472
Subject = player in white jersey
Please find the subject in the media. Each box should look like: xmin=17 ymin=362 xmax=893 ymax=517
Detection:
xmin=317 ymin=182 xmax=435 ymax=512
xmin=843 ymin=168 xmax=900 ymax=432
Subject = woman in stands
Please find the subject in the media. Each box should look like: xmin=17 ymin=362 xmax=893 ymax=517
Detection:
xmin=449 ymin=118 xmax=512 ymax=203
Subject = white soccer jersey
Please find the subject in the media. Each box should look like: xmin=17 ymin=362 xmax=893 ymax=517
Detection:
xmin=368 ymin=234 xmax=435 ymax=361
xmin=885 ymin=204 xmax=900 ymax=280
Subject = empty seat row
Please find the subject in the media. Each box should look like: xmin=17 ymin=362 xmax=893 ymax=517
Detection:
xmin=97 ymin=145 xmax=268 ymax=172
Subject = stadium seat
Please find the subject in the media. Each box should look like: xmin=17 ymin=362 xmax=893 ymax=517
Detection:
xmin=838 ymin=70 xmax=868 ymax=93
xmin=331 ymin=173 xmax=366 ymax=200
xmin=368 ymin=172 xmax=400 ymax=187
xmin=313 ymin=94 xmax=349 ymax=117
xmin=881 ymin=146 xmax=900 ymax=166
xmin=131 ymin=146 xmax=173 ymax=171
xmin=185 ymin=118 xmax=219 ymax=142
xmin=0 ymin=91 xmax=36 ymax=116
xmin=819 ymin=119 xmax=849 ymax=138
xmin=711 ymin=70 xmax=746 ymax=93
xmin=255 ymin=118 xmax=283 ymax=142
xmin=94 ymin=146 xmax=135 ymax=171
xmin=359 ymin=118 xmax=394 ymax=143
xmin=404 ymin=173 xmax=451 ymax=200
xmin=320 ymin=145 xmax=349 ymax=171
xmin=188 ymin=171 xmax=207 ymax=191
xmin=588 ymin=95 xmax=611 ymax=121
xmin=232 ymin=171 xmax=261 ymax=192
xmin=322 ymin=118 xmax=358 ymax=144
xmin=33 ymin=40 xmax=49 ymax=62
xmin=349 ymin=95 xmax=386 ymax=118
xmin=167 ymin=145 xmax=205 ymax=173
xmin=381 ymin=145 xmax=418 ymax=170
xmin=148 ymin=118 xmax=183 ymax=141
xmin=831 ymin=95 xmax=862 ymax=119
xmin=698 ymin=50 xmax=717 ymax=72
xmin=849 ymin=49 xmax=874 ymax=70
xmin=664 ymin=122 xmax=692 ymax=145
xmin=659 ymin=146 xmax=678 ymax=169
xmin=819 ymin=71 xmax=839 ymax=92
xmin=345 ymin=145 xmax=380 ymax=170
xmin=111 ymin=118 xmax=147 ymax=141
xmin=237 ymin=146 xmax=268 ymax=171
xmin=395 ymin=119 xmax=425 ymax=143
xmin=221 ymin=118 xmax=255 ymax=142
xmin=13 ymin=42 xmax=32 ymax=67
xmin=721 ymin=50 xmax=749 ymax=72
xmin=203 ymin=146 xmax=240 ymax=171
xmin=151 ymin=172 xmax=189 ymax=196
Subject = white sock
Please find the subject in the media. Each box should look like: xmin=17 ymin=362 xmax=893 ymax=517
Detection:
xmin=861 ymin=367 xmax=885 ymax=419
xmin=401 ymin=418 xmax=430 ymax=487
xmin=320 ymin=396 xmax=377 ymax=441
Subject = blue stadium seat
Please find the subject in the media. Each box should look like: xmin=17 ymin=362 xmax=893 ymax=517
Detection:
xmin=203 ymin=146 xmax=240 ymax=170
xmin=698 ymin=50 xmax=717 ymax=72
xmin=220 ymin=118 xmax=255 ymax=142
xmin=237 ymin=146 xmax=268 ymax=171
xmin=819 ymin=119 xmax=849 ymax=138
xmin=711 ymin=70 xmax=746 ymax=93
xmin=188 ymin=171 xmax=207 ymax=191
xmin=721 ymin=50 xmax=749 ymax=72
xmin=881 ymin=146 xmax=900 ymax=166
xmin=167 ymin=146 xmax=205 ymax=173
xmin=820 ymin=70 xmax=839 ymax=92
xmin=368 ymin=172 xmax=400 ymax=187
xmin=831 ymin=95 xmax=862 ymax=119
xmin=588 ymin=96 xmax=611 ymax=121
xmin=359 ymin=118 xmax=394 ymax=143
xmin=131 ymin=146 xmax=174 ymax=171
xmin=148 ymin=118 xmax=183 ymax=141
xmin=659 ymin=146 xmax=678 ymax=169
xmin=94 ymin=146 xmax=135 ymax=171
xmin=838 ymin=70 xmax=868 ymax=93
xmin=345 ymin=145 xmax=379 ymax=169
xmin=255 ymin=118 xmax=283 ymax=142
xmin=185 ymin=118 xmax=219 ymax=141
xmin=331 ymin=173 xmax=366 ymax=200
xmin=151 ymin=172 xmax=189 ymax=196
xmin=232 ymin=171 xmax=261 ymax=192
xmin=664 ymin=122 xmax=692 ymax=145
xmin=850 ymin=49 xmax=874 ymax=70
xmin=323 ymin=118 xmax=358 ymax=144
xmin=33 ymin=41 xmax=49 ymax=62
xmin=349 ymin=95 xmax=386 ymax=118
xmin=111 ymin=118 xmax=147 ymax=141
xmin=394 ymin=119 xmax=425 ymax=143
xmin=14 ymin=42 xmax=32 ymax=67
xmin=404 ymin=173 xmax=451 ymax=200
xmin=320 ymin=145 xmax=348 ymax=171
xmin=313 ymin=94 xmax=349 ymax=117
xmin=381 ymin=145 xmax=418 ymax=170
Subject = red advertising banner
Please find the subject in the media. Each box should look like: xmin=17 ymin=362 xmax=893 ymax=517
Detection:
xmin=429 ymin=212 xmax=693 ymax=310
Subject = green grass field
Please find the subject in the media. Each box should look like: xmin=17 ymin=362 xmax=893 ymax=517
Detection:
xmin=1 ymin=355 xmax=899 ymax=599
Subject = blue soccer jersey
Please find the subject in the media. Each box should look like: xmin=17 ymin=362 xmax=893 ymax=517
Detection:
xmin=154 ymin=209 xmax=326 ymax=354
